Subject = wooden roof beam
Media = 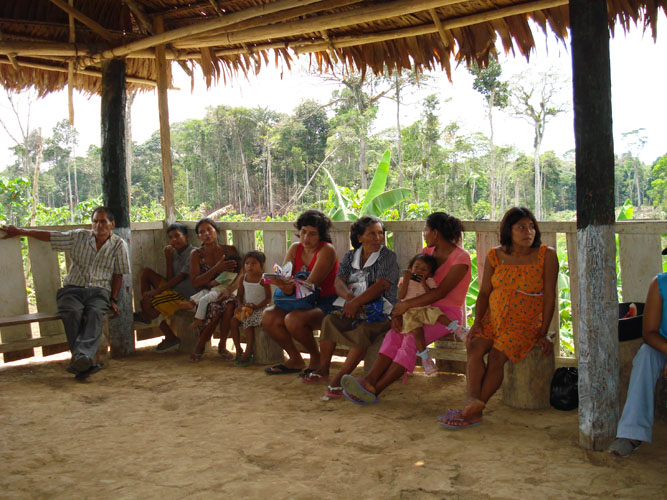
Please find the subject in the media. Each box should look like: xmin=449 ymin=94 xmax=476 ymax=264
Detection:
xmin=173 ymin=0 xmax=466 ymax=49
xmin=47 ymin=0 xmax=115 ymax=42
xmin=88 ymin=0 xmax=324 ymax=62
xmin=125 ymin=0 xmax=154 ymax=35
xmin=0 ymin=57 xmax=158 ymax=86
xmin=291 ymin=0 xmax=569 ymax=54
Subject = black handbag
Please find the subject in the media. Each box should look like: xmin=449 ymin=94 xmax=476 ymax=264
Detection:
xmin=550 ymin=367 xmax=578 ymax=411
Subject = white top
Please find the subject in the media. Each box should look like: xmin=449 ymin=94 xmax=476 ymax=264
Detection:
xmin=243 ymin=277 xmax=266 ymax=305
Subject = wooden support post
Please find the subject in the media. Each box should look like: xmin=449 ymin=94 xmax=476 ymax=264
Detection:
xmin=570 ymin=0 xmax=619 ymax=451
xmin=101 ymin=58 xmax=134 ymax=358
xmin=154 ymin=17 xmax=176 ymax=225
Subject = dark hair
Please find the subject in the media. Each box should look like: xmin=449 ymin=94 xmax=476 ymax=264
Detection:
xmin=166 ymin=222 xmax=188 ymax=237
xmin=425 ymin=212 xmax=463 ymax=245
xmin=295 ymin=210 xmax=332 ymax=243
xmin=499 ymin=207 xmax=541 ymax=253
xmin=224 ymin=253 xmax=242 ymax=272
xmin=243 ymin=250 xmax=266 ymax=267
xmin=350 ymin=215 xmax=385 ymax=249
xmin=408 ymin=253 xmax=438 ymax=275
xmin=195 ymin=217 xmax=219 ymax=235
xmin=92 ymin=206 xmax=114 ymax=222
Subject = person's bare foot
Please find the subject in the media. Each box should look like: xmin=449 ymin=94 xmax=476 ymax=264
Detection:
xmin=179 ymin=301 xmax=195 ymax=310
xmin=359 ymin=378 xmax=377 ymax=395
xmin=462 ymin=398 xmax=485 ymax=421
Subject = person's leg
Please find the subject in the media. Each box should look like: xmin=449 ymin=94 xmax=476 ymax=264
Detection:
xmin=465 ymin=338 xmax=494 ymax=401
xmin=216 ymin=302 xmax=236 ymax=356
xmin=316 ymin=338 xmax=336 ymax=377
xmin=284 ymin=308 xmax=325 ymax=371
xmin=243 ymin=326 xmax=255 ymax=359
xmin=230 ymin=316 xmax=242 ymax=356
xmin=138 ymin=268 xmax=164 ymax=321
xmin=191 ymin=310 xmax=223 ymax=361
xmin=478 ymin=348 xmax=509 ymax=404
xmin=330 ymin=347 xmax=367 ymax=388
xmin=191 ymin=291 xmax=218 ymax=327
xmin=412 ymin=327 xmax=426 ymax=353
xmin=56 ymin=287 xmax=85 ymax=353
xmin=76 ymin=288 xmax=111 ymax=361
xmin=373 ymin=362 xmax=406 ymax=395
xmin=262 ymin=306 xmax=305 ymax=370
xmin=616 ymin=344 xmax=667 ymax=443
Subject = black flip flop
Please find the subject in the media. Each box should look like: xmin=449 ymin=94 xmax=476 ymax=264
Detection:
xmin=265 ymin=364 xmax=303 ymax=375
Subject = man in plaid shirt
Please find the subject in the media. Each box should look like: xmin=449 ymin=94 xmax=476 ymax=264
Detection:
xmin=2 ymin=206 xmax=130 ymax=380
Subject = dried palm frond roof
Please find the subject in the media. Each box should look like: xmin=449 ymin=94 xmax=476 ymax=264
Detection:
xmin=0 ymin=0 xmax=664 ymax=97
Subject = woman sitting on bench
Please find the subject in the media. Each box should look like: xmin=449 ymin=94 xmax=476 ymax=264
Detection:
xmin=439 ymin=207 xmax=558 ymax=429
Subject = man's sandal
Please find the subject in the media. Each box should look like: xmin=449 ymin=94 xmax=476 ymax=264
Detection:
xmin=321 ymin=385 xmax=343 ymax=401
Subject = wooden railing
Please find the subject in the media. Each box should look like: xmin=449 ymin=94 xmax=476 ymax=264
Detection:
xmin=1 ymin=219 xmax=665 ymax=365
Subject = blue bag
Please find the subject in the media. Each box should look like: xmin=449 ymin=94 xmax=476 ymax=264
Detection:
xmin=272 ymin=271 xmax=320 ymax=312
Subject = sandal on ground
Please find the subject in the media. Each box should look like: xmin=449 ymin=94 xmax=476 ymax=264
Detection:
xmin=321 ymin=385 xmax=343 ymax=401
xmin=608 ymin=438 xmax=641 ymax=457
xmin=340 ymin=374 xmax=378 ymax=404
xmin=439 ymin=416 xmax=483 ymax=430
xmin=217 ymin=348 xmax=235 ymax=361
xmin=302 ymin=372 xmax=329 ymax=384
xmin=437 ymin=408 xmax=463 ymax=421
xmin=189 ymin=350 xmax=204 ymax=363
xmin=265 ymin=364 xmax=303 ymax=375
xmin=343 ymin=389 xmax=379 ymax=405
xmin=234 ymin=355 xmax=254 ymax=367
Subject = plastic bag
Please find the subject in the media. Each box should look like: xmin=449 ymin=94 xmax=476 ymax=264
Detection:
xmin=550 ymin=367 xmax=578 ymax=411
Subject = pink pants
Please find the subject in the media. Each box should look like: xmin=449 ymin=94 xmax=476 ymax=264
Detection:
xmin=379 ymin=304 xmax=462 ymax=372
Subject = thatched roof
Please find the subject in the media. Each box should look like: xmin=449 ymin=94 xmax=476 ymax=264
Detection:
xmin=0 ymin=0 xmax=665 ymax=96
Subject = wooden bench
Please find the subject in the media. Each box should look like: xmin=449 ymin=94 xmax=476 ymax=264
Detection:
xmin=0 ymin=312 xmax=110 ymax=364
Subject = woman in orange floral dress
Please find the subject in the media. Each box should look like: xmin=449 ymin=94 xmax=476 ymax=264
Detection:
xmin=440 ymin=207 xmax=558 ymax=429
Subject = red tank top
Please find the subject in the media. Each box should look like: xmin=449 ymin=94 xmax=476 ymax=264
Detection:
xmin=295 ymin=242 xmax=338 ymax=297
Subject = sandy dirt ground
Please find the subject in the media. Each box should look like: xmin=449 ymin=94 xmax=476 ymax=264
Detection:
xmin=1 ymin=343 xmax=665 ymax=500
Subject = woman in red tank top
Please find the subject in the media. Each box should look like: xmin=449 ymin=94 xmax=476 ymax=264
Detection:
xmin=263 ymin=210 xmax=339 ymax=375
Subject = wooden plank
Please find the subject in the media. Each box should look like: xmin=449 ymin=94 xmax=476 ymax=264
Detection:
xmin=232 ymin=229 xmax=256 ymax=256
xmin=331 ymin=230 xmax=350 ymax=264
xmin=263 ymin=230 xmax=287 ymax=271
xmin=475 ymin=231 xmax=499 ymax=286
xmin=393 ymin=231 xmax=423 ymax=271
xmin=28 ymin=239 xmax=64 ymax=340
xmin=566 ymin=231 xmax=580 ymax=358
xmin=542 ymin=232 xmax=560 ymax=343
xmin=0 ymin=237 xmax=33 ymax=361
xmin=0 ymin=333 xmax=67 ymax=353
xmin=618 ymin=233 xmax=662 ymax=303
xmin=0 ymin=312 xmax=61 ymax=327
xmin=130 ymin=229 xmax=152 ymax=310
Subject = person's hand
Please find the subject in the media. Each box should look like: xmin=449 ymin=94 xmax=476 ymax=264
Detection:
xmin=341 ymin=299 xmax=361 ymax=318
xmin=536 ymin=335 xmax=554 ymax=357
xmin=391 ymin=314 xmax=403 ymax=331
xmin=392 ymin=301 xmax=408 ymax=317
xmin=219 ymin=288 xmax=231 ymax=300
xmin=164 ymin=245 xmax=175 ymax=258
xmin=207 ymin=280 xmax=219 ymax=288
xmin=465 ymin=323 xmax=482 ymax=348
xmin=110 ymin=300 xmax=120 ymax=318
xmin=142 ymin=289 xmax=158 ymax=300
xmin=1 ymin=225 xmax=21 ymax=238
xmin=246 ymin=302 xmax=257 ymax=310
xmin=217 ymin=258 xmax=237 ymax=272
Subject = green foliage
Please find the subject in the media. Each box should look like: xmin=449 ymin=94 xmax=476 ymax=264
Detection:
xmin=324 ymin=150 xmax=411 ymax=221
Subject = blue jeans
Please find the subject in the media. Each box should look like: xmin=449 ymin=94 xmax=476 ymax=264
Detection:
xmin=616 ymin=343 xmax=667 ymax=442
xmin=56 ymin=286 xmax=110 ymax=361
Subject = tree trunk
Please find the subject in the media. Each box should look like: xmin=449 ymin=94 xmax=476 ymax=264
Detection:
xmin=359 ymin=129 xmax=368 ymax=189
xmin=395 ymin=73 xmax=404 ymax=218
xmin=533 ymin=134 xmax=543 ymax=219
xmin=101 ymin=58 xmax=134 ymax=358
xmin=488 ymin=90 xmax=496 ymax=220
xmin=30 ymin=130 xmax=43 ymax=226
xmin=633 ymin=160 xmax=642 ymax=207
xmin=125 ymin=90 xmax=136 ymax=206
xmin=570 ymin=0 xmax=618 ymax=451
xmin=267 ymin=137 xmax=274 ymax=216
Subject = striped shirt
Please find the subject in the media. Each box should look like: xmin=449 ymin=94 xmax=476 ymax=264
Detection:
xmin=50 ymin=229 xmax=130 ymax=291
xmin=337 ymin=245 xmax=399 ymax=307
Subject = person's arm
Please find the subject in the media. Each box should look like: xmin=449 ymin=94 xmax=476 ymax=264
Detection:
xmin=1 ymin=225 xmax=52 ymax=242
xmin=465 ymin=254 xmax=495 ymax=347
xmin=536 ymin=247 xmax=559 ymax=356
xmin=235 ymin=278 xmax=245 ymax=307
xmin=271 ymin=243 xmax=298 ymax=295
xmin=398 ymin=272 xmax=410 ymax=300
xmin=164 ymin=245 xmax=175 ymax=280
xmin=392 ymin=263 xmax=468 ymax=317
xmin=643 ymin=277 xmax=667 ymax=355
xmin=306 ymin=243 xmax=337 ymax=287
xmin=109 ymin=273 xmax=122 ymax=317
xmin=341 ymin=279 xmax=391 ymax=319
xmin=255 ymin=281 xmax=272 ymax=309
xmin=190 ymin=250 xmax=221 ymax=289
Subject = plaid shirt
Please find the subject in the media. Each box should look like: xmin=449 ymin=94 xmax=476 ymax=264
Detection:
xmin=50 ymin=229 xmax=130 ymax=291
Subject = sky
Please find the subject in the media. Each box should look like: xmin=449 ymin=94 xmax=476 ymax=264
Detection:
xmin=0 ymin=21 xmax=665 ymax=170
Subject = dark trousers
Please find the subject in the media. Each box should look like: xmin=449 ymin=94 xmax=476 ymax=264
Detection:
xmin=56 ymin=286 xmax=110 ymax=360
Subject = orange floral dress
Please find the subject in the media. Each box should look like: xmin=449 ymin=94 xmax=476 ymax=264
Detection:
xmin=476 ymin=244 xmax=547 ymax=363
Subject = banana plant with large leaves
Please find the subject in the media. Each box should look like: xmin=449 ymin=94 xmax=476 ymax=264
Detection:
xmin=324 ymin=150 xmax=412 ymax=221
